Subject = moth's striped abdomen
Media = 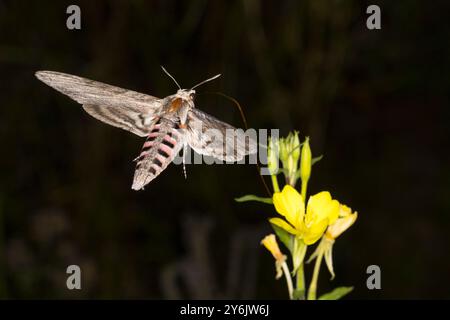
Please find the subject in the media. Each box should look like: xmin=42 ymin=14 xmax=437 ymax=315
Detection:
xmin=132 ymin=119 xmax=183 ymax=190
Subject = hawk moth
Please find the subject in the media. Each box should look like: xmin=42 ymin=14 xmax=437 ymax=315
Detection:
xmin=35 ymin=68 xmax=257 ymax=190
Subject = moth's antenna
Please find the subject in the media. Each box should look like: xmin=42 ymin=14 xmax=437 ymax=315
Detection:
xmin=161 ymin=66 xmax=181 ymax=90
xmin=191 ymin=74 xmax=221 ymax=90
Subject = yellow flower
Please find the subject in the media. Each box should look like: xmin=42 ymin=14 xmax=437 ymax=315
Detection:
xmin=261 ymin=234 xmax=286 ymax=262
xmin=270 ymin=186 xmax=340 ymax=245
xmin=261 ymin=234 xmax=287 ymax=279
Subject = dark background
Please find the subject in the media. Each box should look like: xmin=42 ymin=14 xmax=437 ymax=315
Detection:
xmin=0 ymin=0 xmax=449 ymax=299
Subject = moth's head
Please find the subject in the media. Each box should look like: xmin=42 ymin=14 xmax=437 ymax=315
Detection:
xmin=177 ymin=89 xmax=196 ymax=102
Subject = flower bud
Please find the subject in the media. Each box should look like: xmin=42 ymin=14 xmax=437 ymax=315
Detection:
xmin=279 ymin=137 xmax=289 ymax=166
xmin=300 ymin=137 xmax=312 ymax=184
xmin=291 ymin=131 xmax=300 ymax=163
xmin=279 ymin=132 xmax=301 ymax=186
xmin=267 ymin=137 xmax=279 ymax=175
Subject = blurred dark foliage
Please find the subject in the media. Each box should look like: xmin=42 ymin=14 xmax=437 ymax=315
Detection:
xmin=0 ymin=0 xmax=449 ymax=299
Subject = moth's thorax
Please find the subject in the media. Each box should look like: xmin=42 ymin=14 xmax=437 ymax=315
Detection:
xmin=176 ymin=89 xmax=196 ymax=105
xmin=165 ymin=89 xmax=196 ymax=125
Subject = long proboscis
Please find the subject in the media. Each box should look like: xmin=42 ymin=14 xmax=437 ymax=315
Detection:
xmin=203 ymin=91 xmax=272 ymax=197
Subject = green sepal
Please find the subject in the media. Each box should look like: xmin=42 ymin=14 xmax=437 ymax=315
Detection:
xmin=270 ymin=222 xmax=295 ymax=253
xmin=318 ymin=286 xmax=353 ymax=300
xmin=234 ymin=195 xmax=273 ymax=204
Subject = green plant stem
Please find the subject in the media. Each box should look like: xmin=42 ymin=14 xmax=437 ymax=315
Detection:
xmin=296 ymin=263 xmax=306 ymax=300
xmin=281 ymin=261 xmax=294 ymax=300
xmin=271 ymin=174 xmax=280 ymax=193
xmin=307 ymin=251 xmax=324 ymax=300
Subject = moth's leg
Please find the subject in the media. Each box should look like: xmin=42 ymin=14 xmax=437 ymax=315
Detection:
xmin=182 ymin=143 xmax=188 ymax=179
xmin=178 ymin=105 xmax=190 ymax=129
xmin=140 ymin=114 xmax=159 ymax=127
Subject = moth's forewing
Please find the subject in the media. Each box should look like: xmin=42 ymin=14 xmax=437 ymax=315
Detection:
xmin=35 ymin=71 xmax=163 ymax=137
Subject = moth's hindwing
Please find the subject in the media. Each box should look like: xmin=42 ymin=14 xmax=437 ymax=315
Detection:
xmin=83 ymin=104 xmax=159 ymax=137
xmin=132 ymin=118 xmax=184 ymax=190
xmin=186 ymin=108 xmax=257 ymax=162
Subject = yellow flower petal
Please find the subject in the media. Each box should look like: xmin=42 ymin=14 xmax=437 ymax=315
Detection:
xmin=327 ymin=200 xmax=340 ymax=225
xmin=273 ymin=185 xmax=304 ymax=229
xmin=339 ymin=204 xmax=352 ymax=217
xmin=269 ymin=217 xmax=301 ymax=236
xmin=306 ymin=191 xmax=340 ymax=226
xmin=302 ymin=218 xmax=329 ymax=245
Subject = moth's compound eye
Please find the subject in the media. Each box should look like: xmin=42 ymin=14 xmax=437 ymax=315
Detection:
xmin=189 ymin=93 xmax=195 ymax=100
